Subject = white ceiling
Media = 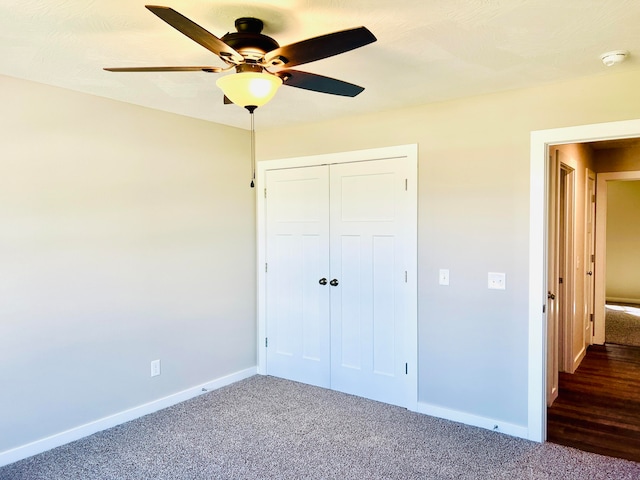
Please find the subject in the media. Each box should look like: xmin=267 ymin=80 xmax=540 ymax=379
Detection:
xmin=2 ymin=0 xmax=640 ymax=130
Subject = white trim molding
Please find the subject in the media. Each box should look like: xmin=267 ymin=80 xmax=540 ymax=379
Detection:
xmin=417 ymin=402 xmax=529 ymax=440
xmin=606 ymin=297 xmax=640 ymax=305
xmin=529 ymin=118 xmax=640 ymax=443
xmin=0 ymin=367 xmax=256 ymax=468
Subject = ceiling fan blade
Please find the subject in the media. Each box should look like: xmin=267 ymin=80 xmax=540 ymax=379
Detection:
xmin=264 ymin=26 xmax=376 ymax=69
xmin=277 ymin=70 xmax=365 ymax=97
xmin=145 ymin=5 xmax=243 ymax=63
xmin=104 ymin=66 xmax=222 ymax=72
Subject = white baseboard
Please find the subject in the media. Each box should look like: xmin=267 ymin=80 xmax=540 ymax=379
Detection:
xmin=0 ymin=367 xmax=256 ymax=468
xmin=416 ymin=402 xmax=529 ymax=440
xmin=572 ymin=346 xmax=587 ymax=373
xmin=606 ymin=297 xmax=640 ymax=305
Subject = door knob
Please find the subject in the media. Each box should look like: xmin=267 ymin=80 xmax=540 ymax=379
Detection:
xmin=330 ymin=279 xmax=339 ymax=286
xmin=319 ymin=278 xmax=328 ymax=285
xmin=587 ymin=271 xmax=593 ymax=276
xmin=548 ymin=291 xmax=556 ymax=300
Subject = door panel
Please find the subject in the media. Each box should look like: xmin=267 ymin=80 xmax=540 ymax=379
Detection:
xmin=373 ymin=235 xmax=396 ymax=376
xmin=265 ymin=166 xmax=330 ymax=388
xmin=547 ymin=151 xmax=560 ymax=406
xmin=329 ymin=160 xmax=409 ymax=407
xmin=337 ymin=235 xmax=362 ymax=369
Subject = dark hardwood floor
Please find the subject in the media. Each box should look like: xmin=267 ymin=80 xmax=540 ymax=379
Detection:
xmin=547 ymin=343 xmax=640 ymax=462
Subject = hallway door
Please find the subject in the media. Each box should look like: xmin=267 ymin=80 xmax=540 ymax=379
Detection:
xmin=547 ymin=151 xmax=560 ymax=406
xmin=585 ymin=170 xmax=596 ymax=342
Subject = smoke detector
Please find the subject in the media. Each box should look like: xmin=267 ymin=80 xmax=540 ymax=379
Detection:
xmin=600 ymin=50 xmax=629 ymax=67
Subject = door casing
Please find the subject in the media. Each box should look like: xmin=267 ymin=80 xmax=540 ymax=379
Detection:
xmin=529 ymin=119 xmax=640 ymax=442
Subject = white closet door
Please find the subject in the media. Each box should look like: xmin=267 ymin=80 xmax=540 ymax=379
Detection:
xmin=265 ymin=166 xmax=330 ymax=388
xmin=329 ymin=159 xmax=411 ymax=407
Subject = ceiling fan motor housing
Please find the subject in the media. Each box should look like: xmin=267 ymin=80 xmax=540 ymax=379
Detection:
xmin=221 ymin=18 xmax=280 ymax=61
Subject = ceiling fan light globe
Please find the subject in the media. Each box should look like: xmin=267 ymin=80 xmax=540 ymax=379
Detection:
xmin=216 ymin=72 xmax=282 ymax=108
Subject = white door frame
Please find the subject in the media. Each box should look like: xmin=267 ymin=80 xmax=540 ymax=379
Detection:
xmin=529 ymin=118 xmax=640 ymax=442
xmin=256 ymin=144 xmax=418 ymax=411
xmin=594 ymin=170 xmax=640 ymax=344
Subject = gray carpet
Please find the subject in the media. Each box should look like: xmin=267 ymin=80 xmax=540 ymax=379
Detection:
xmin=2 ymin=375 xmax=639 ymax=480
xmin=606 ymin=303 xmax=640 ymax=347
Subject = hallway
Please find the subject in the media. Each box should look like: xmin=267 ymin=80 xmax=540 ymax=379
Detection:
xmin=547 ymin=344 xmax=640 ymax=462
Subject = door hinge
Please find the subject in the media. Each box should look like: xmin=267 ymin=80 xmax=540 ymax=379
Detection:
xmin=405 ymin=179 xmax=408 ymax=191
xmin=559 ymin=277 xmax=563 ymax=284
xmin=405 ymin=363 xmax=408 ymax=375
xmin=590 ymin=313 xmax=594 ymax=322
xmin=591 ymin=254 xmax=595 ymax=262
xmin=405 ymin=271 xmax=408 ymax=283
xmin=543 ymin=305 xmax=546 ymax=313
xmin=265 ymin=263 xmax=268 ymax=273
xmin=265 ymin=337 xmax=268 ymax=348
xmin=592 ymin=194 xmax=595 ymax=202
xmin=264 ymin=188 xmax=267 ymax=198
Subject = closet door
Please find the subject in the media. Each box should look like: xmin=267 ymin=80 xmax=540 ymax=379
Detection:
xmin=329 ymin=159 xmax=411 ymax=407
xmin=264 ymin=156 xmax=414 ymax=408
xmin=265 ymin=166 xmax=330 ymax=388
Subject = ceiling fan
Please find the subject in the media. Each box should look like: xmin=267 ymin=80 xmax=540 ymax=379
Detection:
xmin=104 ymin=5 xmax=377 ymax=110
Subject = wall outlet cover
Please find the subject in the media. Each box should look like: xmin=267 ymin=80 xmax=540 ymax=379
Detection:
xmin=488 ymin=272 xmax=506 ymax=290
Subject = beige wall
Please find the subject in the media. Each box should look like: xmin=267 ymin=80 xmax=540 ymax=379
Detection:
xmin=0 ymin=75 xmax=256 ymax=453
xmin=4 ymin=62 xmax=640 ymax=456
xmin=594 ymin=146 xmax=640 ymax=302
xmin=258 ymin=66 xmax=640 ymax=427
xmin=606 ymin=180 xmax=640 ymax=302
xmin=595 ymin=146 xmax=640 ymax=172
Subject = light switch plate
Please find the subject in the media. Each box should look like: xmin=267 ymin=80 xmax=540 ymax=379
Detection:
xmin=439 ymin=269 xmax=450 ymax=286
xmin=488 ymin=272 xmax=506 ymax=290
xmin=150 ymin=359 xmax=161 ymax=377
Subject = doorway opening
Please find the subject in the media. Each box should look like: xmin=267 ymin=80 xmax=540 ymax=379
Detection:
xmin=544 ymin=140 xmax=640 ymax=458
xmin=528 ymin=118 xmax=640 ymax=442
xmin=595 ymin=172 xmax=640 ymax=345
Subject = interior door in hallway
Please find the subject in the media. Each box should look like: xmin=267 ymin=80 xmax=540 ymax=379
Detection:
xmin=547 ymin=151 xmax=560 ymax=406
xmin=585 ymin=170 xmax=596 ymax=343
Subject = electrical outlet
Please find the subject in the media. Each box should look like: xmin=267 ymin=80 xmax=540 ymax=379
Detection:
xmin=439 ymin=269 xmax=450 ymax=286
xmin=488 ymin=272 xmax=506 ymax=290
xmin=150 ymin=359 xmax=161 ymax=377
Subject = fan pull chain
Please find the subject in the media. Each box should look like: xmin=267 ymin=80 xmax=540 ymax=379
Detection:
xmin=250 ymin=110 xmax=256 ymax=188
